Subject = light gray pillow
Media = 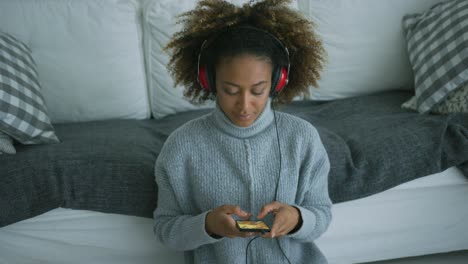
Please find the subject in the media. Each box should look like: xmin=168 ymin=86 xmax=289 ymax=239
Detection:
xmin=401 ymin=0 xmax=468 ymax=113
xmin=0 ymin=32 xmax=59 ymax=146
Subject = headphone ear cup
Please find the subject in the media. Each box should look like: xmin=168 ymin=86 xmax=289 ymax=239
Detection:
xmin=198 ymin=65 xmax=210 ymax=91
xmin=271 ymin=66 xmax=281 ymax=97
xmin=206 ymin=64 xmax=216 ymax=94
xmin=198 ymin=64 xmax=216 ymax=93
xmin=271 ymin=66 xmax=288 ymax=97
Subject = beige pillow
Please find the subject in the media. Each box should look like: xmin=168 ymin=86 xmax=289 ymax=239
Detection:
xmin=431 ymin=84 xmax=468 ymax=114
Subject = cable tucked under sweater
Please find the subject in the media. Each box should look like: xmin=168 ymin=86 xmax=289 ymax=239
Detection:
xmin=153 ymin=101 xmax=332 ymax=264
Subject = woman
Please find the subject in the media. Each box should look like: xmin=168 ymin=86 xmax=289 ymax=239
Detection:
xmin=154 ymin=0 xmax=331 ymax=263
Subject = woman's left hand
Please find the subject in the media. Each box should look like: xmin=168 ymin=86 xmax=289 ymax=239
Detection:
xmin=257 ymin=201 xmax=302 ymax=238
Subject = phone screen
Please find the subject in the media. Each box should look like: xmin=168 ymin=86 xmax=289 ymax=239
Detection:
xmin=236 ymin=220 xmax=270 ymax=232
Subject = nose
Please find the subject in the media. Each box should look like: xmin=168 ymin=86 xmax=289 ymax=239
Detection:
xmin=236 ymin=92 xmax=250 ymax=112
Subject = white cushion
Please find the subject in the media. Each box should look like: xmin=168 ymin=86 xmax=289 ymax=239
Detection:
xmin=0 ymin=0 xmax=150 ymax=123
xmin=143 ymin=0 xmax=298 ymax=119
xmin=297 ymin=0 xmax=450 ymax=100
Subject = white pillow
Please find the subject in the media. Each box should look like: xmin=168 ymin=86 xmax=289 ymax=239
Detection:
xmin=143 ymin=0 xmax=299 ymax=119
xmin=0 ymin=0 xmax=150 ymax=123
xmin=297 ymin=0 xmax=450 ymax=100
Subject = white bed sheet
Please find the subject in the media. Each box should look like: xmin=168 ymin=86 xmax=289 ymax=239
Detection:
xmin=1 ymin=167 xmax=467 ymax=264
xmin=318 ymin=166 xmax=468 ymax=264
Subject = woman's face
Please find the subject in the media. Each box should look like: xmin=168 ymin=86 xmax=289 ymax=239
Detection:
xmin=215 ymin=54 xmax=272 ymax=127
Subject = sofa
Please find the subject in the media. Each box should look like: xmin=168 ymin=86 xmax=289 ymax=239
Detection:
xmin=1 ymin=0 xmax=467 ymax=263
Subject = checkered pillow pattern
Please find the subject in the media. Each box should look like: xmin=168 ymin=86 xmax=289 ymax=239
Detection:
xmin=402 ymin=0 xmax=468 ymax=113
xmin=0 ymin=32 xmax=59 ymax=147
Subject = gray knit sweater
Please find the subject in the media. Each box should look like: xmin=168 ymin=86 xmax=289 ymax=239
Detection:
xmin=153 ymin=101 xmax=332 ymax=264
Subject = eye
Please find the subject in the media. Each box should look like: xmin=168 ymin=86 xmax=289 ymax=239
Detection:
xmin=223 ymin=88 xmax=239 ymax=95
xmin=252 ymin=88 xmax=266 ymax=96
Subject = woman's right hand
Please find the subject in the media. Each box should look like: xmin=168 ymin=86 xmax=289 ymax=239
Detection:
xmin=205 ymin=205 xmax=256 ymax=238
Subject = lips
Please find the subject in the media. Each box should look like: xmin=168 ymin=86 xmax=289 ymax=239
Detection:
xmin=238 ymin=114 xmax=251 ymax=120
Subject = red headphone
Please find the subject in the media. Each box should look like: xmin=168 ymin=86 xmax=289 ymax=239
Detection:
xmin=197 ymin=26 xmax=290 ymax=97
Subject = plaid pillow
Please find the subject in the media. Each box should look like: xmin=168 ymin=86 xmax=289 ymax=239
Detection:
xmin=402 ymin=0 xmax=468 ymax=113
xmin=0 ymin=32 xmax=59 ymax=145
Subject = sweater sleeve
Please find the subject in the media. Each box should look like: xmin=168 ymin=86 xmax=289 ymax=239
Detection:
xmin=153 ymin=147 xmax=224 ymax=251
xmin=287 ymin=129 xmax=332 ymax=242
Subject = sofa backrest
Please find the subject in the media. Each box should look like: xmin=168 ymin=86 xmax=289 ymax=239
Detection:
xmin=144 ymin=0 xmax=452 ymax=118
xmin=0 ymin=0 xmax=452 ymax=122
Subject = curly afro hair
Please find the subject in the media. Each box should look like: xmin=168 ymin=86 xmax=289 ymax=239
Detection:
xmin=165 ymin=0 xmax=326 ymax=105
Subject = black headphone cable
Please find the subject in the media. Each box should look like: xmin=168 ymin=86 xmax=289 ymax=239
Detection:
xmin=245 ymin=102 xmax=292 ymax=264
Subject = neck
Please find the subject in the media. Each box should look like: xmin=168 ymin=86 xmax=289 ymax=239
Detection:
xmin=212 ymin=99 xmax=274 ymax=138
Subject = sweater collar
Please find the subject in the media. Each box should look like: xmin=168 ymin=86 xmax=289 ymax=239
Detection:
xmin=212 ymin=99 xmax=274 ymax=139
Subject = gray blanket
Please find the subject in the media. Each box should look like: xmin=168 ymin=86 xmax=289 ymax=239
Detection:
xmin=1 ymin=91 xmax=467 ymax=227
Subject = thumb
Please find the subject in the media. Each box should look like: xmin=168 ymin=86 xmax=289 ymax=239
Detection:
xmin=230 ymin=205 xmax=249 ymax=218
xmin=257 ymin=206 xmax=271 ymax=219
xmin=257 ymin=202 xmax=280 ymax=219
